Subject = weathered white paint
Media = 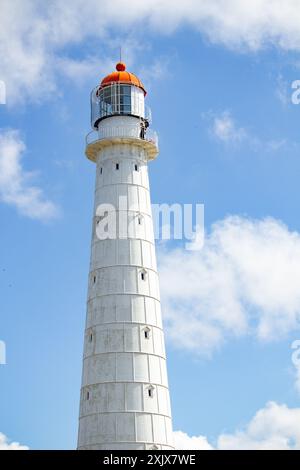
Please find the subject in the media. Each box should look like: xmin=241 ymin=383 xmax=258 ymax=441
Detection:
xmin=131 ymin=86 xmax=145 ymax=118
xmin=98 ymin=115 xmax=141 ymax=140
xmin=78 ymin=106 xmax=174 ymax=450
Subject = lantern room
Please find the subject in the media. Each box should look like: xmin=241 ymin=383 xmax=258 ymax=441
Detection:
xmin=91 ymin=62 xmax=149 ymax=129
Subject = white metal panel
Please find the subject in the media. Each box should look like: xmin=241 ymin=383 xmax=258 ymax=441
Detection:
xmin=134 ymin=353 xmax=149 ymax=382
xmin=148 ymin=355 xmax=161 ymax=384
xmin=116 ymin=413 xmax=136 ymax=442
xmin=152 ymin=414 xmax=166 ymax=444
xmin=107 ymin=383 xmax=125 ymax=411
xmin=116 ymin=353 xmax=134 ymax=381
xmin=145 ymin=297 xmax=158 ymax=326
xmin=99 ymin=414 xmax=116 ymax=442
xmin=116 ymin=296 xmax=131 ymax=322
xmin=131 ymin=295 xmax=146 ymax=323
xmin=126 ymin=383 xmax=142 ymax=411
xmin=124 ymin=325 xmax=140 ymax=351
xmin=136 ymin=414 xmax=153 ymax=442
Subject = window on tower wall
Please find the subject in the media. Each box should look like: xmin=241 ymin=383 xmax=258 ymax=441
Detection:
xmin=134 ymin=164 xmax=139 ymax=171
xmin=116 ymin=163 xmax=119 ymax=170
xmin=144 ymin=327 xmax=151 ymax=339
xmin=147 ymin=385 xmax=154 ymax=398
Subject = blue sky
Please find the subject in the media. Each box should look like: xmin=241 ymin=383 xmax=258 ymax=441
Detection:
xmin=1 ymin=1 xmax=300 ymax=450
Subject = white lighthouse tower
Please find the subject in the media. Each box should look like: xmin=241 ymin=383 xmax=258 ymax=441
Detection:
xmin=77 ymin=62 xmax=174 ymax=450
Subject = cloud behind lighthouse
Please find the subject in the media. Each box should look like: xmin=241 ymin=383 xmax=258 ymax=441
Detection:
xmin=1 ymin=1 xmax=300 ymax=104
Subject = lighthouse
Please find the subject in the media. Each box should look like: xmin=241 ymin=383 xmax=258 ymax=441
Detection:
xmin=77 ymin=62 xmax=174 ymax=450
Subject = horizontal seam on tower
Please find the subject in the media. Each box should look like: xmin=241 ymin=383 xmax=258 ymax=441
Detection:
xmin=90 ymin=265 xmax=158 ymax=273
xmin=79 ymin=411 xmax=172 ymax=419
xmin=95 ymin=181 xmax=150 ymax=190
xmin=95 ymin=155 xmax=149 ymax=162
xmin=84 ymin=322 xmax=163 ymax=331
xmin=95 ymin=182 xmax=150 ymax=190
xmin=91 ymin=240 xmax=156 ymax=247
xmin=80 ymin=381 xmax=169 ymax=390
xmin=82 ymin=351 xmax=167 ymax=361
xmin=97 ymin=155 xmax=148 ymax=161
xmin=87 ymin=293 xmax=161 ymax=301
xmin=88 ymin=293 xmax=161 ymax=301
xmin=92 ymin=209 xmax=153 ymax=218
xmin=78 ymin=442 xmax=174 ymax=447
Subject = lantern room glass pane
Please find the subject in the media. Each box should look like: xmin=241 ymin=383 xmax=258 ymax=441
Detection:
xmin=91 ymin=83 xmax=145 ymax=128
xmin=121 ymin=85 xmax=131 ymax=95
xmin=122 ymin=95 xmax=131 ymax=105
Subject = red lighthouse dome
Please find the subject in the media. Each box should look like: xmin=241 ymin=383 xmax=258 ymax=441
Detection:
xmin=100 ymin=62 xmax=147 ymax=95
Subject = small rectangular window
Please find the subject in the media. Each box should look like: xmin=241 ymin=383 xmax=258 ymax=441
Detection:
xmin=123 ymin=95 xmax=131 ymax=105
xmin=100 ymin=167 xmax=103 ymax=174
xmin=120 ymin=85 xmax=131 ymax=96
xmin=86 ymin=391 xmax=90 ymax=400
xmin=93 ymin=276 xmax=96 ymax=284
xmin=141 ymin=272 xmax=145 ymax=281
xmin=116 ymin=163 xmax=119 ymax=170
xmin=148 ymin=388 xmax=153 ymax=398
xmin=135 ymin=164 xmax=138 ymax=171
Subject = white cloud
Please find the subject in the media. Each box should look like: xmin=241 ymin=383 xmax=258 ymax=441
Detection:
xmin=1 ymin=1 xmax=300 ymax=104
xmin=291 ymin=340 xmax=300 ymax=395
xmin=0 ymin=433 xmax=28 ymax=450
xmin=218 ymin=402 xmax=300 ymax=450
xmin=0 ymin=1 xmax=165 ymax=104
xmin=212 ymin=111 xmax=246 ymax=143
xmin=173 ymin=430 xmax=213 ymax=450
xmin=175 ymin=402 xmax=300 ymax=450
xmin=206 ymin=110 xmax=287 ymax=151
xmin=56 ymin=56 xmax=108 ymax=86
xmin=159 ymin=216 xmax=300 ymax=355
xmin=265 ymin=139 xmax=287 ymax=152
xmin=0 ymin=129 xmax=59 ymax=221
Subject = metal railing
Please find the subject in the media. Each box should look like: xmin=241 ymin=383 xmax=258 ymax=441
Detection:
xmin=86 ymin=125 xmax=159 ymax=148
